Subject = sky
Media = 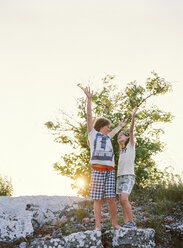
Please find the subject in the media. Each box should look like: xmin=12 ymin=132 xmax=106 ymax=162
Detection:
xmin=0 ymin=0 xmax=183 ymax=196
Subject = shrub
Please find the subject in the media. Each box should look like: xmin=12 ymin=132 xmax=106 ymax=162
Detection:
xmin=0 ymin=175 xmax=13 ymax=196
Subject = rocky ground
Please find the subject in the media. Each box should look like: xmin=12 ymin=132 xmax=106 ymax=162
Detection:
xmin=29 ymin=196 xmax=183 ymax=248
xmin=0 ymin=195 xmax=182 ymax=247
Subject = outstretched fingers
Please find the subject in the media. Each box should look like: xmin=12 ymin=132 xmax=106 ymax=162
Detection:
xmin=118 ymin=120 xmax=127 ymax=128
xmin=84 ymin=87 xmax=93 ymax=99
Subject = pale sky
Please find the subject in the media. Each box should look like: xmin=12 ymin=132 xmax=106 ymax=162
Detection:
xmin=0 ymin=0 xmax=183 ymax=196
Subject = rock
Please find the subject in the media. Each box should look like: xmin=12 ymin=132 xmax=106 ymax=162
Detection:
xmin=70 ymin=217 xmax=75 ymax=222
xmin=0 ymin=210 xmax=34 ymax=243
xmin=19 ymin=242 xmax=27 ymax=248
xmin=52 ymin=229 xmax=63 ymax=239
xmin=90 ymin=217 xmax=95 ymax=223
xmin=176 ymin=223 xmax=183 ymax=237
xmin=164 ymin=216 xmax=174 ymax=224
xmin=170 ymin=221 xmax=183 ymax=239
xmin=82 ymin=217 xmax=90 ymax=223
xmin=23 ymin=230 xmax=103 ymax=248
xmin=25 ymin=237 xmax=66 ymax=248
xmin=17 ymin=227 xmax=156 ymax=247
xmin=64 ymin=230 xmax=103 ymax=248
xmin=43 ymin=234 xmax=52 ymax=241
xmin=51 ymin=216 xmax=68 ymax=227
xmin=29 ymin=204 xmax=56 ymax=230
xmin=0 ymin=196 xmax=83 ymax=246
xmin=103 ymin=227 xmax=156 ymax=248
xmin=165 ymin=224 xmax=171 ymax=229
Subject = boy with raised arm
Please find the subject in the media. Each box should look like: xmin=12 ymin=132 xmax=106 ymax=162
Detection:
xmin=84 ymin=86 xmax=126 ymax=231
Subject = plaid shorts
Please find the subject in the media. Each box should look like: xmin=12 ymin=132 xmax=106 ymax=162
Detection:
xmin=89 ymin=169 xmax=116 ymax=200
xmin=116 ymin=175 xmax=135 ymax=195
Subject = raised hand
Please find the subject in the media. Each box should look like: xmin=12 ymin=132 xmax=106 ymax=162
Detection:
xmin=132 ymin=106 xmax=138 ymax=116
xmin=84 ymin=87 xmax=93 ymax=99
xmin=84 ymin=87 xmax=93 ymax=133
xmin=109 ymin=120 xmax=127 ymax=139
xmin=118 ymin=120 xmax=127 ymax=128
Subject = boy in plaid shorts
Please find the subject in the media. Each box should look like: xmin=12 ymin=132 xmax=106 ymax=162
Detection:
xmin=84 ymin=87 xmax=126 ymax=231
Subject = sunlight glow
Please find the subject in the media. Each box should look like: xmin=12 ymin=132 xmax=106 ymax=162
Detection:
xmin=76 ymin=178 xmax=85 ymax=188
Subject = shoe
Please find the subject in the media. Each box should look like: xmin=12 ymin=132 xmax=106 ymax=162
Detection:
xmin=123 ymin=221 xmax=136 ymax=228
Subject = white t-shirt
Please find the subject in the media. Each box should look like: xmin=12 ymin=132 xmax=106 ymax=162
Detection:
xmin=117 ymin=142 xmax=135 ymax=176
xmin=88 ymin=128 xmax=115 ymax=167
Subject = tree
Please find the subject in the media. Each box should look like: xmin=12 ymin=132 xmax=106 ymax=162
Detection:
xmin=0 ymin=175 xmax=13 ymax=196
xmin=45 ymin=72 xmax=173 ymax=197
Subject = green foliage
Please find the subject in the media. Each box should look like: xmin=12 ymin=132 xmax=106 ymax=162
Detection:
xmin=73 ymin=208 xmax=88 ymax=222
xmin=150 ymin=172 xmax=183 ymax=205
xmin=78 ymin=200 xmax=94 ymax=211
xmin=132 ymin=174 xmax=183 ymax=246
xmin=0 ymin=175 xmax=13 ymax=196
xmin=60 ymin=222 xmax=78 ymax=236
xmin=45 ymin=72 xmax=173 ymax=197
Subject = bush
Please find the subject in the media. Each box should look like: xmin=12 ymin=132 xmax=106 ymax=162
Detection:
xmin=0 ymin=175 xmax=13 ymax=196
xmin=145 ymin=173 xmax=183 ymax=206
xmin=73 ymin=208 xmax=88 ymax=222
xmin=131 ymin=172 xmax=183 ymax=246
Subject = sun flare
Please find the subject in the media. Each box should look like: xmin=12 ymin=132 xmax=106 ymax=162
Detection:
xmin=76 ymin=179 xmax=85 ymax=188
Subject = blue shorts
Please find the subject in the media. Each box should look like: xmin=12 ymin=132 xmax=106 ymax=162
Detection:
xmin=116 ymin=175 xmax=135 ymax=195
xmin=89 ymin=169 xmax=116 ymax=200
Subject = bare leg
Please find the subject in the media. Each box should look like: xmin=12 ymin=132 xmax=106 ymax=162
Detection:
xmin=107 ymin=198 xmax=120 ymax=229
xmin=94 ymin=199 xmax=103 ymax=229
xmin=119 ymin=193 xmax=133 ymax=223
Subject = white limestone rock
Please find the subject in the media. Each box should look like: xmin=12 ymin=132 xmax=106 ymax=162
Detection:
xmin=112 ymin=227 xmax=156 ymax=247
xmin=64 ymin=230 xmax=103 ymax=248
xmin=0 ymin=195 xmax=83 ymax=243
xmin=24 ymin=230 xmax=103 ymax=248
xmin=170 ymin=221 xmax=183 ymax=239
xmin=0 ymin=211 xmax=33 ymax=242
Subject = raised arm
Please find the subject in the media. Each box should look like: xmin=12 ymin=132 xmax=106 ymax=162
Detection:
xmin=84 ymin=87 xmax=93 ymax=133
xmin=109 ymin=120 xmax=127 ymax=139
xmin=129 ymin=106 xmax=138 ymax=146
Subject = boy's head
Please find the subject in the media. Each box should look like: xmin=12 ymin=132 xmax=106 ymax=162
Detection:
xmin=94 ymin=117 xmax=111 ymax=135
xmin=117 ymin=131 xmax=130 ymax=148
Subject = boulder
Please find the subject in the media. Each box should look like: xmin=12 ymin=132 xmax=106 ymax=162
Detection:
xmin=18 ymin=228 xmax=156 ymax=248
xmin=64 ymin=230 xmax=103 ymax=248
xmin=0 ymin=206 xmax=33 ymax=244
xmin=0 ymin=196 xmax=83 ymax=245
xmin=19 ymin=230 xmax=103 ymax=248
xmin=103 ymin=227 xmax=156 ymax=248
xmin=169 ymin=221 xmax=183 ymax=240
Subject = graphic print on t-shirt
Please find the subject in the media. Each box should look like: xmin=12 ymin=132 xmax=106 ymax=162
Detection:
xmin=122 ymin=147 xmax=127 ymax=153
xmin=91 ymin=133 xmax=113 ymax=161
